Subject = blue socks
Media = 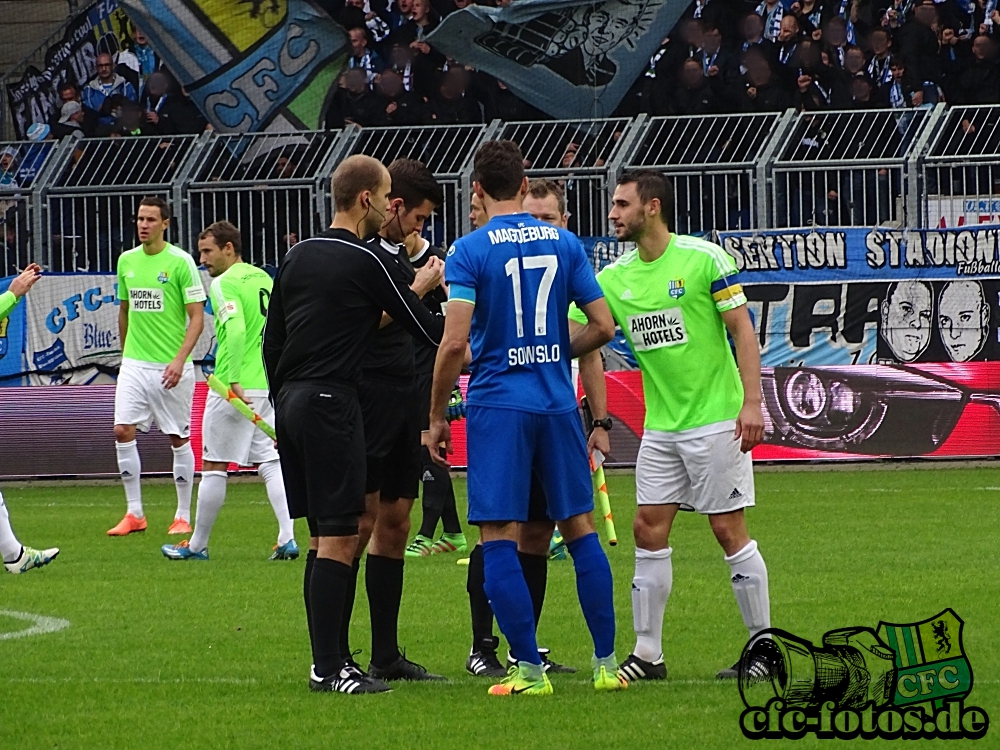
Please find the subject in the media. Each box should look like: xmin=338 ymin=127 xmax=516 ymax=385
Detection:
xmin=568 ymin=532 xmax=616 ymax=659
xmin=482 ymin=539 xmax=541 ymax=665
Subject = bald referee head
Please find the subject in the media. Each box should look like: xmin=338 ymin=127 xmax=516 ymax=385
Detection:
xmin=331 ymin=155 xmax=392 ymax=239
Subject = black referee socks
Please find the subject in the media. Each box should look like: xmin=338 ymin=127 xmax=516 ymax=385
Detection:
xmin=304 ymin=549 xmax=317 ymax=660
xmin=366 ymin=554 xmax=404 ymax=669
xmin=339 ymin=558 xmax=361 ymax=659
xmin=467 ymin=544 xmax=495 ymax=651
xmin=309 ymin=557 xmax=353 ymax=678
xmin=518 ymin=551 xmax=548 ymax=629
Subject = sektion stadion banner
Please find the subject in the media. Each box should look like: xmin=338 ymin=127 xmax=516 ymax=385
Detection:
xmin=573 ymin=229 xmax=1000 ymax=464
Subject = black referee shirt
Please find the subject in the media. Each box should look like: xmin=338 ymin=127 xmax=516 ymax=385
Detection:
xmin=410 ymin=240 xmax=448 ymax=376
xmin=263 ymin=228 xmax=443 ymax=397
xmin=360 ymin=235 xmax=420 ymax=384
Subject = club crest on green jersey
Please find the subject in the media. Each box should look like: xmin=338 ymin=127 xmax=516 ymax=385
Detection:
xmin=668 ymin=278 xmax=685 ymax=299
xmin=158 ymin=271 xmax=169 ymax=284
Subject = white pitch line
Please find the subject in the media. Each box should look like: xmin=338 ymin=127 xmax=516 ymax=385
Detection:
xmin=0 ymin=610 xmax=70 ymax=641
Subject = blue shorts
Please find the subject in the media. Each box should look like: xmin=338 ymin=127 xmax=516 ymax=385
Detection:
xmin=465 ymin=405 xmax=594 ymax=524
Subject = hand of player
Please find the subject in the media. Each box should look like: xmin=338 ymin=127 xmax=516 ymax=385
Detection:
xmin=230 ymin=382 xmax=251 ymax=405
xmin=588 ymin=426 xmax=610 ymax=456
xmin=734 ymin=401 xmax=765 ymax=454
xmin=424 ymin=418 xmax=452 ymax=468
xmin=8 ymin=264 xmax=42 ymax=298
xmin=413 ymin=256 xmax=445 ymax=297
xmin=162 ymin=358 xmax=184 ymax=389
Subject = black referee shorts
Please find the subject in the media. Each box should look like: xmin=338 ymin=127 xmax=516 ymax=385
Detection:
xmin=275 ymin=381 xmax=366 ymax=524
xmin=359 ymin=377 xmax=422 ymax=500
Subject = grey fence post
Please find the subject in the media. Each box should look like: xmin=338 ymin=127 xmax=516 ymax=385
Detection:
xmin=172 ymin=129 xmax=216 ymax=250
xmin=904 ymin=102 xmax=947 ymax=229
xmin=313 ymin=127 xmax=359 ymax=231
xmin=607 ymin=114 xmax=648 ymax=202
xmin=756 ymin=109 xmax=796 ymax=230
xmin=27 ymin=135 xmax=76 ymax=268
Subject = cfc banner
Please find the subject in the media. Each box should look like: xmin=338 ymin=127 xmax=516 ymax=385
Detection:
xmin=118 ymin=0 xmax=349 ymax=133
xmin=427 ymin=0 xmax=685 ymax=120
xmin=22 ymin=273 xmax=215 ymax=385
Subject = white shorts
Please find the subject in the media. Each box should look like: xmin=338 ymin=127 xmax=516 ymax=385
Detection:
xmin=635 ymin=420 xmax=755 ymax=514
xmin=114 ymin=359 xmax=194 ymax=438
xmin=201 ymin=389 xmax=278 ymax=466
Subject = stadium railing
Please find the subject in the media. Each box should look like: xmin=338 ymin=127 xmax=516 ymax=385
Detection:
xmin=183 ymin=130 xmax=349 ymax=268
xmin=768 ymin=105 xmax=947 ymax=230
xmin=39 ymin=133 xmax=205 ymax=272
xmin=919 ymin=105 xmax=1000 ymax=229
xmin=346 ymin=122 xmax=498 ymax=249
xmin=5 ymin=106 xmax=1000 ymax=274
xmin=497 ymin=117 xmax=643 ymax=239
xmin=1 ymin=137 xmax=66 ymax=275
xmin=621 ymin=112 xmax=795 ymax=235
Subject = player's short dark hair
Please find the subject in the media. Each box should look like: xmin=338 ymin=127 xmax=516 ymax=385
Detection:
xmin=332 ymin=154 xmax=386 ymax=212
xmin=139 ymin=196 xmax=170 ymax=221
xmin=473 ymin=140 xmax=525 ymax=202
xmin=617 ymin=170 xmax=675 ymax=231
xmin=199 ymin=220 xmax=242 ymax=255
xmin=388 ymin=158 xmax=444 ymax=209
xmin=527 ymin=179 xmax=566 ymax=215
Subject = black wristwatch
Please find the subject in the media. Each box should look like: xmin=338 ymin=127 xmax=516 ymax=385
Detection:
xmin=592 ymin=417 xmax=613 ymax=432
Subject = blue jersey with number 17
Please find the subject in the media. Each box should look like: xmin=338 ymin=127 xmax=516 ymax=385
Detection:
xmin=446 ymin=212 xmax=604 ymax=414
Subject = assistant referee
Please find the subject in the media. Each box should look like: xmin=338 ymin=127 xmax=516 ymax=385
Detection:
xmin=263 ymin=155 xmax=443 ymax=695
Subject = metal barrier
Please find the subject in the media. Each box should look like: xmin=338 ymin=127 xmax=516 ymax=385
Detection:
xmin=919 ymin=105 xmax=1000 ymax=228
xmin=498 ymin=117 xmax=639 ymax=238
xmin=347 ymin=123 xmax=495 ymax=248
xmin=1 ymin=139 xmax=63 ymax=274
xmin=184 ymin=130 xmax=347 ymax=268
xmin=4 ymin=108 xmax=1000 ymax=275
xmin=623 ymin=112 xmax=793 ymax=234
xmin=41 ymin=134 xmax=203 ymax=272
xmin=769 ymin=107 xmax=942 ymax=229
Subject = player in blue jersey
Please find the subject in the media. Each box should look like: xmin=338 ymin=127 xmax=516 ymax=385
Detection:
xmin=426 ymin=140 xmax=624 ymax=696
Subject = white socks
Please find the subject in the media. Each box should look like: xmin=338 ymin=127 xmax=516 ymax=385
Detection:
xmin=0 ymin=492 xmax=23 ymax=563
xmin=259 ymin=460 xmax=294 ymax=545
xmin=632 ymin=546 xmax=673 ymax=662
xmin=172 ymin=442 xmax=195 ymax=522
xmin=725 ymin=540 xmax=771 ymax=638
xmin=116 ymin=440 xmax=143 ymax=518
xmin=190 ymin=471 xmax=227 ymax=553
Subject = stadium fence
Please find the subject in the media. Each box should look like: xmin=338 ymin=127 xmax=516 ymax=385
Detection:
xmin=4 ymin=105 xmax=1000 ymax=271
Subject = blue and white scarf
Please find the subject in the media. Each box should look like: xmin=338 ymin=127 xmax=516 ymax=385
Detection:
xmin=756 ymin=0 xmax=784 ymax=41
xmin=889 ymin=80 xmax=907 ymax=108
xmin=868 ymin=55 xmax=893 ymax=86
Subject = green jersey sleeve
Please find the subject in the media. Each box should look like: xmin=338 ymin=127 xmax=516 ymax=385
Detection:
xmin=174 ymin=249 xmax=207 ymax=305
xmin=213 ymin=275 xmax=247 ymax=384
xmin=706 ymin=245 xmax=746 ymax=313
xmin=0 ymin=290 xmax=18 ymax=321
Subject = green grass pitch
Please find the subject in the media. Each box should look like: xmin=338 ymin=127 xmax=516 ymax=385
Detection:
xmin=1 ymin=467 xmax=998 ymax=749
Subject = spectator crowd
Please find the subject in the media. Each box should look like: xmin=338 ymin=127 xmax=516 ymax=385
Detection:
xmin=319 ymin=0 xmax=1000 ymax=126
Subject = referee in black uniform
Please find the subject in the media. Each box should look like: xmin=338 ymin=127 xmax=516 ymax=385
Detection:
xmin=262 ymin=154 xmax=442 ymax=695
xmin=340 ymin=159 xmax=448 ymax=681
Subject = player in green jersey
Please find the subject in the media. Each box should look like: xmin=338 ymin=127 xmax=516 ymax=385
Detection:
xmin=0 ymin=264 xmax=60 ymax=574
xmin=109 ymin=197 xmax=206 ymax=538
xmin=570 ymin=171 xmax=768 ymax=682
xmin=162 ymin=221 xmax=297 ymax=561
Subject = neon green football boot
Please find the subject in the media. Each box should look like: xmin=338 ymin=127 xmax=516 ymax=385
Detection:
xmin=488 ymin=663 xmax=553 ymax=696
xmin=593 ymin=655 xmax=628 ymax=692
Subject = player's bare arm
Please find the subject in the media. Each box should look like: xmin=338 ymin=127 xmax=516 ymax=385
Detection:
xmin=569 ymin=297 xmax=615 ymax=359
xmin=118 ymin=298 xmax=129 ymax=350
xmin=721 ymin=305 xmax=764 ymax=453
xmin=8 ymin=264 xmax=42 ymax=299
xmin=569 ymin=318 xmax=611 ymax=455
xmin=162 ymin=301 xmax=204 ymax=389
xmin=426 ymin=299 xmax=472 ymax=468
